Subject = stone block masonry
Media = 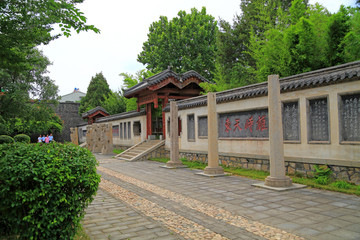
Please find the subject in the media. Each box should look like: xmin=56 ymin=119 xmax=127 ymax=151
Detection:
xmin=120 ymin=145 xmax=360 ymax=184
xmin=54 ymin=102 xmax=84 ymax=142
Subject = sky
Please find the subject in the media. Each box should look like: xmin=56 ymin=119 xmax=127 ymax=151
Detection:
xmin=39 ymin=0 xmax=357 ymax=96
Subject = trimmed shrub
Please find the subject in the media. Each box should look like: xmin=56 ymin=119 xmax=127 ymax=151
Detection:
xmin=0 ymin=142 xmax=100 ymax=239
xmin=14 ymin=134 xmax=31 ymax=143
xmin=0 ymin=135 xmax=14 ymax=144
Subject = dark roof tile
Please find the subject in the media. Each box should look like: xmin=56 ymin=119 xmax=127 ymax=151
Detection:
xmin=123 ymin=69 xmax=211 ymax=97
xmin=82 ymin=106 xmax=109 ymax=118
xmin=163 ymin=60 xmax=360 ymax=112
xmin=95 ymin=109 xmax=146 ymax=123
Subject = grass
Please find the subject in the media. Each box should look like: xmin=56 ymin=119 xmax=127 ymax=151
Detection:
xmin=113 ymin=148 xmax=124 ymax=155
xmin=149 ymin=157 xmax=360 ymax=196
xmin=74 ymin=224 xmax=90 ymax=240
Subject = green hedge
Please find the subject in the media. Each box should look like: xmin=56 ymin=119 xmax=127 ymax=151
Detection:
xmin=14 ymin=134 xmax=31 ymax=143
xmin=0 ymin=135 xmax=14 ymax=144
xmin=0 ymin=142 xmax=100 ymax=239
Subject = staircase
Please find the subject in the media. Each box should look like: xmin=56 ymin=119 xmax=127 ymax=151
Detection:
xmin=116 ymin=140 xmax=165 ymax=161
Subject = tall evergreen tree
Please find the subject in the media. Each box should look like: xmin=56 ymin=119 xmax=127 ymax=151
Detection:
xmin=328 ymin=6 xmax=351 ymax=66
xmin=79 ymin=72 xmax=111 ymax=114
xmin=341 ymin=10 xmax=360 ymax=61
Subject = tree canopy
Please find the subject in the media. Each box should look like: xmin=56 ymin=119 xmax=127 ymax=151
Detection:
xmin=212 ymin=0 xmax=360 ymax=91
xmin=137 ymin=7 xmax=217 ymax=80
xmin=79 ymin=72 xmax=112 ymax=114
xmin=119 ymin=69 xmax=156 ymax=112
xmin=102 ymin=91 xmax=127 ymax=115
xmin=0 ymin=0 xmax=99 ymax=136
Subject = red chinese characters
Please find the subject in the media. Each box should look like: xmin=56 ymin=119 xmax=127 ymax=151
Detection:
xmin=256 ymin=115 xmax=268 ymax=131
xmin=234 ymin=119 xmax=242 ymax=132
xmin=225 ymin=117 xmax=232 ymax=133
xmin=245 ymin=116 xmax=254 ymax=132
xmin=223 ymin=115 xmax=267 ymax=135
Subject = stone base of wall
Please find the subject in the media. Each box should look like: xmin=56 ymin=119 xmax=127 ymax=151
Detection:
xmin=137 ymin=146 xmax=170 ymax=161
xmin=113 ymin=145 xmax=130 ymax=151
xmin=179 ymin=151 xmax=360 ymax=185
xmin=129 ymin=146 xmax=359 ymax=185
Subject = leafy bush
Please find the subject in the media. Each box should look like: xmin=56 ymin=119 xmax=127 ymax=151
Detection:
xmin=331 ymin=180 xmax=352 ymax=189
xmin=14 ymin=134 xmax=31 ymax=143
xmin=0 ymin=142 xmax=100 ymax=239
xmin=313 ymin=165 xmax=332 ymax=185
xmin=0 ymin=135 xmax=14 ymax=144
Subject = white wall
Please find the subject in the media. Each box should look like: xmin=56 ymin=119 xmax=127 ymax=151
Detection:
xmin=165 ymin=81 xmax=360 ymax=167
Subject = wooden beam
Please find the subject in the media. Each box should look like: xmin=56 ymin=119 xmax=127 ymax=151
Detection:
xmin=146 ymin=103 xmax=152 ymax=137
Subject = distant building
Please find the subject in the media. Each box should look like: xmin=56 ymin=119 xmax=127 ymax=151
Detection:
xmin=55 ymin=88 xmax=86 ymax=141
xmin=59 ymin=88 xmax=86 ymax=102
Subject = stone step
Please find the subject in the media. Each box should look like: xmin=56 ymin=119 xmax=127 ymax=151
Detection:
xmin=116 ymin=140 xmax=165 ymax=162
xmin=135 ymin=147 xmax=152 ymax=151
xmin=121 ymin=154 xmax=136 ymax=159
xmin=132 ymin=149 xmax=145 ymax=154
xmin=125 ymin=152 xmax=138 ymax=156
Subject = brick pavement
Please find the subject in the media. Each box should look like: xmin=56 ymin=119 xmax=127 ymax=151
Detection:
xmin=83 ymin=154 xmax=360 ymax=240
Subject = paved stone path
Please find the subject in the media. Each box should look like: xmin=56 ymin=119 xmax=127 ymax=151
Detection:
xmin=83 ymin=154 xmax=360 ymax=240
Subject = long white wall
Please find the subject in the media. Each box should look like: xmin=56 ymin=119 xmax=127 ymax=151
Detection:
xmin=165 ymin=80 xmax=360 ymax=167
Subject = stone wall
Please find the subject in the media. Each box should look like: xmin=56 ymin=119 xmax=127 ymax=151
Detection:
xmin=121 ymin=143 xmax=360 ymax=184
xmin=177 ymin=151 xmax=360 ymax=185
xmin=54 ymin=102 xmax=84 ymax=142
xmin=136 ymin=146 xmax=170 ymax=161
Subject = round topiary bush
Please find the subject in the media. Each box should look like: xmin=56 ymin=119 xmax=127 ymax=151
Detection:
xmin=0 ymin=135 xmax=14 ymax=144
xmin=14 ymin=134 xmax=31 ymax=143
xmin=0 ymin=142 xmax=100 ymax=239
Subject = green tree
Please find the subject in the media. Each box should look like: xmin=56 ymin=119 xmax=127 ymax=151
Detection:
xmin=0 ymin=103 xmax=63 ymax=138
xmin=102 ymin=90 xmax=127 ymax=115
xmin=137 ymin=7 xmax=217 ymax=80
xmin=79 ymin=72 xmax=111 ymax=114
xmin=248 ymin=2 xmax=332 ymax=82
xmin=0 ymin=0 xmax=100 ymax=98
xmin=0 ymin=49 xmax=59 ymax=119
xmin=120 ymin=70 xmax=155 ymax=111
xmin=328 ymin=6 xmax=351 ymax=66
xmin=341 ymin=10 xmax=360 ymax=61
xmin=1 ymin=0 xmax=99 ymax=134
xmin=215 ymin=0 xmax=297 ymax=89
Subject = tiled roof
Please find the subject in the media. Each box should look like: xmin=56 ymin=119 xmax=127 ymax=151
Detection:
xmin=77 ymin=121 xmax=88 ymax=127
xmin=95 ymin=109 xmax=146 ymax=123
xmin=82 ymin=106 xmax=109 ymax=118
xmin=164 ymin=60 xmax=360 ymax=112
xmin=123 ymin=69 xmax=211 ymax=97
xmin=59 ymin=91 xmax=86 ymax=102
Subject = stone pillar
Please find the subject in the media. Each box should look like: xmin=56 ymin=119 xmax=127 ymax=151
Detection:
xmin=101 ymin=123 xmax=114 ymax=154
xmin=265 ymin=75 xmax=292 ymax=187
xmin=70 ymin=127 xmax=79 ymax=145
xmin=165 ymin=100 xmax=185 ymax=168
xmin=86 ymin=126 xmax=93 ymax=151
xmin=203 ymin=92 xmax=224 ymax=175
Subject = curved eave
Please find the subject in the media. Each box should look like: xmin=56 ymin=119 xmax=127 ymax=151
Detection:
xmin=123 ymin=69 xmax=211 ymax=98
